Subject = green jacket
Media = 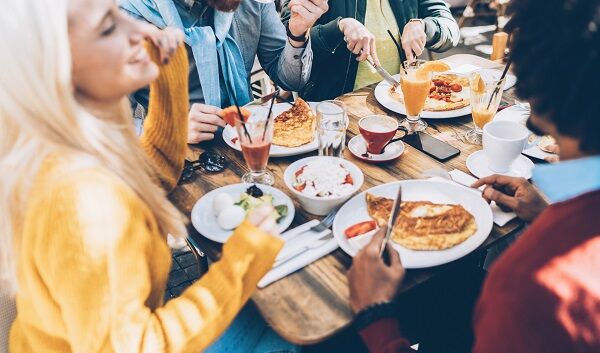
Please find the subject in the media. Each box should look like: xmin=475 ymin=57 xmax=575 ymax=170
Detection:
xmin=281 ymin=0 xmax=459 ymax=101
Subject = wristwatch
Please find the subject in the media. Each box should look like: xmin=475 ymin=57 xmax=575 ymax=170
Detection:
xmin=286 ymin=24 xmax=308 ymax=42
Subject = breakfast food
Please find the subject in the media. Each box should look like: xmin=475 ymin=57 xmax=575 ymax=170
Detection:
xmin=220 ymin=106 xmax=251 ymax=126
xmin=213 ymin=185 xmax=288 ymax=230
xmin=345 ymin=220 xmax=378 ymax=238
xmin=391 ymin=73 xmax=470 ymax=112
xmin=293 ymin=159 xmax=354 ymax=197
xmin=273 ymin=98 xmax=316 ymax=147
xmin=365 ymin=193 xmax=477 ymax=250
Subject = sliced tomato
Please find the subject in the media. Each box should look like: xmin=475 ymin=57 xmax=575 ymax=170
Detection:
xmin=294 ymin=183 xmax=306 ymax=192
xmin=295 ymin=166 xmax=306 ymax=177
xmin=450 ymin=83 xmax=463 ymax=92
xmin=231 ymin=137 xmax=239 ymax=144
xmin=220 ymin=106 xmax=251 ymax=126
xmin=344 ymin=174 xmax=354 ymax=185
xmin=345 ymin=220 xmax=377 ymax=238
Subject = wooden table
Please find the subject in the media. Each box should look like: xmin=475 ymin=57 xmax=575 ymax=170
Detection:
xmin=170 ymin=54 xmax=525 ymax=345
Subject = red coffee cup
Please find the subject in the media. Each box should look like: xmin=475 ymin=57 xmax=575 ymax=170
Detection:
xmin=358 ymin=115 xmax=399 ymax=154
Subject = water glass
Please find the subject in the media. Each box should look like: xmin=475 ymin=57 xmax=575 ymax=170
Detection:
xmin=316 ymin=101 xmax=348 ymax=158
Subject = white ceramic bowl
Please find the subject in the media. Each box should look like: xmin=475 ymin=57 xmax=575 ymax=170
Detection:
xmin=284 ymin=156 xmax=364 ymax=216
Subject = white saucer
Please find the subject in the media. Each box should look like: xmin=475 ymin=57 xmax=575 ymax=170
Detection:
xmin=466 ymin=150 xmax=534 ymax=180
xmin=348 ymin=135 xmax=405 ymax=162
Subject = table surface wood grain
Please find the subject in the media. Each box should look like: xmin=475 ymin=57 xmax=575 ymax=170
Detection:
xmin=170 ymin=54 xmax=528 ymax=345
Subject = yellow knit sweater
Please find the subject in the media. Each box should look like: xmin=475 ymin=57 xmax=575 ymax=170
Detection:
xmin=9 ymin=46 xmax=283 ymax=352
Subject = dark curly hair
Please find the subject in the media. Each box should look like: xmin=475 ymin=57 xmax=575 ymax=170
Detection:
xmin=505 ymin=0 xmax=600 ymax=153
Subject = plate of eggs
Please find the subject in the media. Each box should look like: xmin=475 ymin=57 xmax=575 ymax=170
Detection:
xmin=191 ymin=183 xmax=295 ymax=243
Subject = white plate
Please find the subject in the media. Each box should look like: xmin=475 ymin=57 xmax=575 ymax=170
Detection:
xmin=494 ymin=105 xmax=555 ymax=160
xmin=374 ymin=73 xmax=472 ymax=119
xmin=191 ymin=183 xmax=295 ymax=243
xmin=332 ymin=180 xmax=493 ymax=269
xmin=466 ymin=150 xmax=534 ymax=180
xmin=222 ymin=102 xmax=319 ymax=157
xmin=347 ymin=135 xmax=405 ymax=162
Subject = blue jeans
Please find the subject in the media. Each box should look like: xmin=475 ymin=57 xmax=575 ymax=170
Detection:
xmin=204 ymin=303 xmax=300 ymax=353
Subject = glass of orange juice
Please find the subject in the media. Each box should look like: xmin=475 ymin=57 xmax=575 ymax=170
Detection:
xmin=235 ymin=106 xmax=275 ymax=185
xmin=467 ymin=73 xmax=506 ymax=144
xmin=399 ymin=60 xmax=435 ymax=133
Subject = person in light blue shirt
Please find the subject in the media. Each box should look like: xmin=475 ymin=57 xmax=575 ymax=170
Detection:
xmin=120 ymin=0 xmax=329 ymax=143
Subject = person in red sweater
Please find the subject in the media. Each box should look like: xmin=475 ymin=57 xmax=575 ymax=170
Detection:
xmin=347 ymin=0 xmax=600 ymax=352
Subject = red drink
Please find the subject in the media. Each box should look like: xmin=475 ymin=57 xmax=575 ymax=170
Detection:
xmin=241 ymin=140 xmax=271 ymax=172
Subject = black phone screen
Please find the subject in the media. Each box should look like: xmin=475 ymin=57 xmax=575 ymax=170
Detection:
xmin=402 ymin=132 xmax=460 ymax=161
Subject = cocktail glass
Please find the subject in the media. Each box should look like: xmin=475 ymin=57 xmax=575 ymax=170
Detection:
xmin=466 ymin=73 xmax=506 ymax=144
xmin=235 ymin=106 xmax=275 ymax=185
xmin=399 ymin=60 xmax=431 ymax=133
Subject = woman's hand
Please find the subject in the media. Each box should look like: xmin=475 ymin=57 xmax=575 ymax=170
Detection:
xmin=188 ymin=103 xmax=226 ymax=143
xmin=472 ymin=175 xmax=549 ymax=222
xmin=347 ymin=227 xmax=404 ymax=313
xmin=247 ymin=205 xmax=280 ymax=236
xmin=142 ymin=25 xmax=185 ymax=65
xmin=401 ymin=20 xmax=427 ymax=61
xmin=338 ymin=18 xmax=380 ymax=64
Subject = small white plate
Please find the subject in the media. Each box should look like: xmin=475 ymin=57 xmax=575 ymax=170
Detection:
xmin=347 ymin=135 xmax=405 ymax=162
xmin=191 ymin=183 xmax=295 ymax=243
xmin=494 ymin=105 xmax=555 ymax=160
xmin=222 ymin=102 xmax=319 ymax=158
xmin=332 ymin=180 xmax=494 ymax=269
xmin=466 ymin=150 xmax=535 ymax=180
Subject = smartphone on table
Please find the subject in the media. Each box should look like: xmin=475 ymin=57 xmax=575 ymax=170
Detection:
xmin=402 ymin=131 xmax=460 ymax=162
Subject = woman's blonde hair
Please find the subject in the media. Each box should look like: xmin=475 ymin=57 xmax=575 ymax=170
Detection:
xmin=0 ymin=0 xmax=186 ymax=295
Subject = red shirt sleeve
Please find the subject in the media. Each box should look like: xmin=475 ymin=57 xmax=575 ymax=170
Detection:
xmin=359 ymin=318 xmax=416 ymax=353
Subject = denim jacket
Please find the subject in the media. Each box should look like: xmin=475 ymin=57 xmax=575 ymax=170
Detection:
xmin=122 ymin=0 xmax=313 ymax=108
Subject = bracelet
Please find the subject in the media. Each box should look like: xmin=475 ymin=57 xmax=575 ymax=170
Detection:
xmin=353 ymin=301 xmax=397 ymax=332
xmin=286 ymin=24 xmax=307 ymax=43
xmin=409 ymin=18 xmax=425 ymax=28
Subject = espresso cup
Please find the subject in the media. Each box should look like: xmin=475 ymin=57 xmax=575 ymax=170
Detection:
xmin=358 ymin=115 xmax=399 ymax=154
xmin=483 ymin=121 xmax=530 ymax=173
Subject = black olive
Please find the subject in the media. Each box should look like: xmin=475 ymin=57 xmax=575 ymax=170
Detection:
xmin=246 ymin=185 xmax=264 ymax=198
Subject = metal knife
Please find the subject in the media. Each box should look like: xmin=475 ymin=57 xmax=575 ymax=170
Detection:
xmin=366 ymin=57 xmax=400 ymax=89
xmin=380 ymin=185 xmax=403 ymax=257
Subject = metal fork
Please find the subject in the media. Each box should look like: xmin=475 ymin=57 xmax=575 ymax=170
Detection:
xmin=282 ymin=208 xmax=339 ymax=243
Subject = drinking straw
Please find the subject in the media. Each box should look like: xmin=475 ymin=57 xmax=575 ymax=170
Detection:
xmin=387 ymin=30 xmax=407 ymax=73
xmin=262 ymin=89 xmax=279 ymax=140
xmin=226 ymin=83 xmax=253 ymax=143
xmin=486 ymin=57 xmax=512 ymax=110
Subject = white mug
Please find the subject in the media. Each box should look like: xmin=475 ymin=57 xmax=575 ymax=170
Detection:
xmin=483 ymin=121 xmax=534 ymax=173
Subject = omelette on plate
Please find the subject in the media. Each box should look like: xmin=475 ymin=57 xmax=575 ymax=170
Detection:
xmin=365 ymin=193 xmax=477 ymax=250
xmin=272 ymin=98 xmax=316 ymax=148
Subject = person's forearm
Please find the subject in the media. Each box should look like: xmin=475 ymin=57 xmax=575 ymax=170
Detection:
xmin=423 ymin=17 xmax=460 ymax=52
xmin=140 ymin=44 xmax=189 ymax=192
xmin=274 ymin=39 xmax=312 ymax=91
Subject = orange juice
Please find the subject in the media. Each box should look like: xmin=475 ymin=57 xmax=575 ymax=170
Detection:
xmin=472 ymin=108 xmax=495 ymax=128
xmin=400 ymin=71 xmax=431 ymax=117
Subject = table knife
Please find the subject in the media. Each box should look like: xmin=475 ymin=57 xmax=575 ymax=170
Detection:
xmin=366 ymin=57 xmax=400 ymax=89
xmin=380 ymin=185 xmax=402 ymax=257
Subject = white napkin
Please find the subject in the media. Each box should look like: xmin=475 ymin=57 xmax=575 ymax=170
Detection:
xmin=448 ymin=170 xmax=517 ymax=227
xmin=258 ymin=220 xmax=338 ymax=288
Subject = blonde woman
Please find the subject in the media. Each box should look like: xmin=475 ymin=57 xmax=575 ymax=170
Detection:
xmin=0 ymin=0 xmax=284 ymax=352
